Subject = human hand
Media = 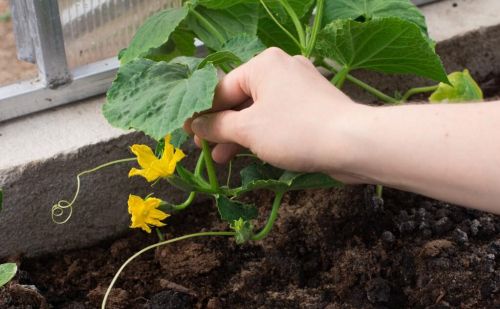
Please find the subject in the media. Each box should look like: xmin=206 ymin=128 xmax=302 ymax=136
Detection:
xmin=185 ymin=48 xmax=368 ymax=182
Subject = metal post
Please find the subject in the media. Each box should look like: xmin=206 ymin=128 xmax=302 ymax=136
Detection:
xmin=25 ymin=0 xmax=72 ymax=88
xmin=10 ymin=0 xmax=35 ymax=63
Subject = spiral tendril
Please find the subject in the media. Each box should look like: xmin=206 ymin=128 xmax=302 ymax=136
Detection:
xmin=51 ymin=158 xmax=136 ymax=224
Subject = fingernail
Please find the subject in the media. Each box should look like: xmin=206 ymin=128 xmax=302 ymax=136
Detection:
xmin=191 ymin=115 xmax=209 ymax=135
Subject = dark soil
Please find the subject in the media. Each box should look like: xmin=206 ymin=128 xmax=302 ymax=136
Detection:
xmin=1 ymin=186 xmax=499 ymax=308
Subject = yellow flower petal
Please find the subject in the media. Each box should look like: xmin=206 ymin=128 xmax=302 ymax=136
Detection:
xmin=127 ymin=194 xmax=143 ymax=214
xmin=130 ymin=144 xmax=157 ymax=169
xmin=127 ymin=195 xmax=169 ymax=233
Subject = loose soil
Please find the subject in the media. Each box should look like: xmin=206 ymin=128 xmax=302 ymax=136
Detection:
xmin=1 ymin=187 xmax=499 ymax=308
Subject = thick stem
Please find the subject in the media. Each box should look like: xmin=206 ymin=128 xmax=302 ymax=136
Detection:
xmin=278 ymin=0 xmax=306 ymax=48
xmin=201 ymin=140 xmax=220 ymax=191
xmin=169 ymin=153 xmax=205 ymax=212
xmin=401 ymin=85 xmax=439 ymax=102
xmin=304 ymin=0 xmax=324 ymax=58
xmin=260 ymin=0 xmax=302 ymax=50
xmin=189 ymin=8 xmax=225 ymax=45
xmin=252 ymin=191 xmax=285 ymax=241
xmin=102 ymin=231 xmax=236 ymax=309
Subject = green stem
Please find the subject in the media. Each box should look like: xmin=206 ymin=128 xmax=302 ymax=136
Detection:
xmin=252 ymin=191 xmax=285 ymax=241
xmin=201 ymin=140 xmax=220 ymax=191
xmin=226 ymin=160 xmax=233 ymax=187
xmin=51 ymin=158 xmax=136 ymax=224
xmin=304 ymin=0 xmax=324 ymax=58
xmin=401 ymin=85 xmax=439 ymax=102
xmin=101 ymin=231 xmax=236 ymax=309
xmin=260 ymin=0 xmax=302 ymax=50
xmin=332 ymin=66 xmax=349 ymax=89
xmin=168 ymin=154 xmax=205 ymax=212
xmin=155 ymin=228 xmax=165 ymax=242
xmin=317 ymin=58 xmax=399 ymax=104
xmin=278 ymin=0 xmax=306 ymax=49
xmin=189 ymin=8 xmax=225 ymax=45
xmin=376 ymin=185 xmax=384 ymax=199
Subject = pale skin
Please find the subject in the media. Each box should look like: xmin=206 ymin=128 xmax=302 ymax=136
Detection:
xmin=185 ymin=48 xmax=500 ymax=215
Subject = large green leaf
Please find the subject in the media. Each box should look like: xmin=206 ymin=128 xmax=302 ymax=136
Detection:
xmin=187 ymin=3 xmax=259 ymax=50
xmin=264 ymin=0 xmax=315 ymax=22
xmin=120 ymin=6 xmax=189 ymax=64
xmin=0 ymin=263 xmax=17 ymax=288
xmin=316 ymin=18 xmax=448 ymax=83
xmin=258 ymin=17 xmax=301 ymax=55
xmin=104 ymin=59 xmax=218 ymax=141
xmin=324 ymin=0 xmax=427 ymax=34
xmin=239 ymin=163 xmax=343 ymax=194
xmin=216 ymin=195 xmax=258 ymax=223
xmin=221 ymin=34 xmax=266 ymax=62
xmin=429 ymin=70 xmax=483 ymax=103
xmin=144 ymin=27 xmax=196 ymax=62
xmin=198 ymin=0 xmax=251 ymax=9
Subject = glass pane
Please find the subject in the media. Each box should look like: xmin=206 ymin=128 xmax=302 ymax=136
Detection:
xmin=0 ymin=0 xmax=37 ymax=87
xmin=59 ymin=0 xmax=182 ymax=68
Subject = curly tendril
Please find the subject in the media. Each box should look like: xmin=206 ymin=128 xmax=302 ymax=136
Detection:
xmin=51 ymin=158 xmax=136 ymax=224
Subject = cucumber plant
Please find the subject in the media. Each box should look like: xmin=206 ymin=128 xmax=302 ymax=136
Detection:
xmin=50 ymin=1 xmax=483 ymax=307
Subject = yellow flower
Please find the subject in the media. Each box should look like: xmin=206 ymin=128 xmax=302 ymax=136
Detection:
xmin=128 ymin=134 xmax=185 ymax=182
xmin=128 ymin=194 xmax=169 ymax=233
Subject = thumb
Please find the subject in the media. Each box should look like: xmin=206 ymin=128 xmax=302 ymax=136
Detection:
xmin=191 ymin=110 xmax=249 ymax=147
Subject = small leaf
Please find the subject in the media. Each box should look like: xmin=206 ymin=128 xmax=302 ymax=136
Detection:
xmin=288 ymin=173 xmax=344 ymax=191
xmin=324 ymin=0 xmax=427 ymax=34
xmin=187 ymin=3 xmax=259 ymax=50
xmin=0 ymin=263 xmax=17 ymax=288
xmin=198 ymin=51 xmax=243 ymax=69
xmin=230 ymin=218 xmax=254 ymax=244
xmin=429 ymin=70 xmax=483 ymax=103
xmin=216 ymin=195 xmax=258 ymax=223
xmin=104 ymin=60 xmax=218 ymax=141
xmin=221 ymin=34 xmax=266 ymax=62
xmin=120 ymin=6 xmax=190 ymax=64
xmin=316 ymin=18 xmax=449 ymax=83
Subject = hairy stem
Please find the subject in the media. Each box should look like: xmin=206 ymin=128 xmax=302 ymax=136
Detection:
xmin=401 ymin=85 xmax=439 ymax=102
xmin=278 ymin=0 xmax=306 ymax=48
xmin=102 ymin=231 xmax=236 ymax=309
xmin=304 ymin=0 xmax=324 ymax=58
xmin=317 ymin=58 xmax=399 ymax=104
xmin=252 ymin=191 xmax=285 ymax=241
xmin=201 ymin=140 xmax=220 ymax=191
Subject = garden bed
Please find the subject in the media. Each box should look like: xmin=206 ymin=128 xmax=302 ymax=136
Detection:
xmin=1 ymin=186 xmax=499 ymax=308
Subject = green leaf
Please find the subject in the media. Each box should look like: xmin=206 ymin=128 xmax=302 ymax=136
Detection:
xmin=264 ymin=0 xmax=315 ymax=22
xmin=258 ymin=17 xmax=301 ymax=55
xmin=230 ymin=218 xmax=254 ymax=244
xmin=216 ymin=195 xmax=258 ymax=223
xmin=198 ymin=0 xmax=250 ymax=9
xmin=324 ymin=0 xmax=427 ymax=34
xmin=429 ymin=69 xmax=483 ymax=103
xmin=167 ymin=166 xmax=211 ymax=193
xmin=170 ymin=128 xmax=190 ymax=148
xmin=120 ymin=6 xmax=190 ymax=64
xmin=0 ymin=263 xmax=17 ymax=288
xmin=169 ymin=56 xmax=203 ymax=71
xmin=239 ymin=163 xmax=343 ymax=194
xmin=199 ymin=51 xmax=243 ymax=69
xmin=221 ymin=34 xmax=266 ymax=62
xmin=187 ymin=3 xmax=259 ymax=50
xmin=144 ymin=27 xmax=196 ymax=62
xmin=104 ymin=59 xmax=218 ymax=141
xmin=316 ymin=18 xmax=449 ymax=83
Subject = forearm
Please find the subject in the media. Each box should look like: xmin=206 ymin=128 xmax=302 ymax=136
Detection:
xmin=334 ymin=102 xmax=500 ymax=214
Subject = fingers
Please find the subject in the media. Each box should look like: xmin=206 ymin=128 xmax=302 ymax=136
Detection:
xmin=212 ymin=143 xmax=244 ymax=164
xmin=191 ymin=110 xmax=249 ymax=147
